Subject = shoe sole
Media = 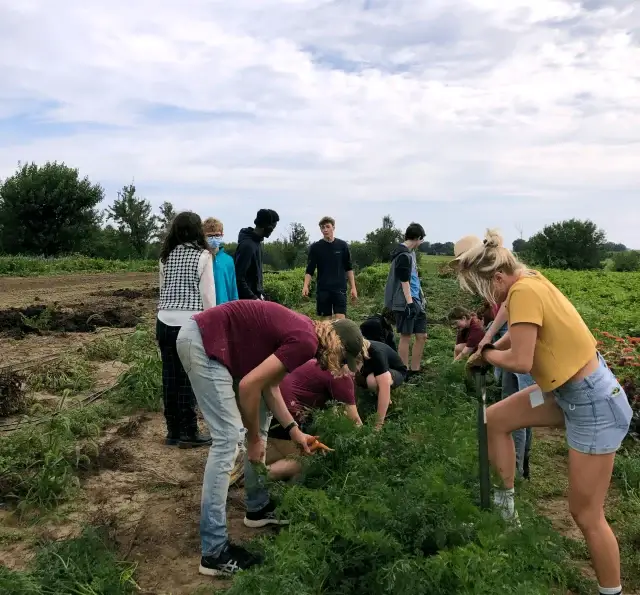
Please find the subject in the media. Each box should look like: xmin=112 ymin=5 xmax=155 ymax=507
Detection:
xmin=178 ymin=441 xmax=212 ymax=449
xmin=165 ymin=440 xmax=180 ymax=446
xmin=243 ymin=518 xmax=290 ymax=528
xmin=199 ymin=564 xmax=231 ymax=577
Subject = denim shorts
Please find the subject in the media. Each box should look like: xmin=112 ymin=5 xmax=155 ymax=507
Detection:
xmin=553 ymin=354 xmax=633 ymax=455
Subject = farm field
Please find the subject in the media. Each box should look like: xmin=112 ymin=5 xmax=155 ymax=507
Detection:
xmin=0 ymin=256 xmax=639 ymax=595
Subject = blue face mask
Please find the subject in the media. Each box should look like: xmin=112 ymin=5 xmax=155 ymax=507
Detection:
xmin=207 ymin=236 xmax=223 ymax=249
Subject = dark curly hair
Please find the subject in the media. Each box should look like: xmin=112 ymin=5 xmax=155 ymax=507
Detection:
xmin=160 ymin=211 xmax=209 ymax=263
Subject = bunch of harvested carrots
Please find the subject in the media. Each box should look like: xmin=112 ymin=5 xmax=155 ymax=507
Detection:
xmin=303 ymin=435 xmax=334 ymax=454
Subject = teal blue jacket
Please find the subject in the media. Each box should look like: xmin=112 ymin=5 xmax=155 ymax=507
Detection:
xmin=213 ymin=249 xmax=239 ymax=304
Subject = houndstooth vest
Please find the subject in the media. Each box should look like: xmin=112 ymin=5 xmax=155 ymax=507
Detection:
xmin=158 ymin=244 xmax=205 ymax=311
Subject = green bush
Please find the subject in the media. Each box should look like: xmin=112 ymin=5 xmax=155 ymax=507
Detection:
xmin=611 ymin=251 xmax=640 ymax=272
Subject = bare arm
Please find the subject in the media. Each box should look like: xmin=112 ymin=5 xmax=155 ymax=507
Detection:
xmin=494 ymin=331 xmax=511 ymax=350
xmin=401 ymin=281 xmax=413 ymax=304
xmin=238 ymin=355 xmax=287 ymax=442
xmin=454 ymin=346 xmax=474 ymax=361
xmin=347 ymin=270 xmax=356 ymax=290
xmin=481 ymin=302 xmax=508 ymax=345
xmin=344 ymin=404 xmax=363 ymax=426
xmin=483 ymin=323 xmax=537 ymax=374
xmin=375 ymin=373 xmax=393 ymax=427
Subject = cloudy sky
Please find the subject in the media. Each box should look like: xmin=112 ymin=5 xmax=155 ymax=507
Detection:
xmin=1 ymin=0 xmax=639 ymax=248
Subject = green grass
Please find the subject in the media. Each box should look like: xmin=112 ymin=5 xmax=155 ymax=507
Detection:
xmin=0 ymin=527 xmax=138 ymax=594
xmin=0 ymin=255 xmax=157 ymax=276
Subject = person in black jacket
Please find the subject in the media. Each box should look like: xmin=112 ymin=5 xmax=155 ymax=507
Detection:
xmin=359 ymin=308 xmax=397 ymax=351
xmin=234 ymin=209 xmax=279 ymax=300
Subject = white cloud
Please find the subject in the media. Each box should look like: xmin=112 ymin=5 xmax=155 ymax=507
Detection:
xmin=0 ymin=0 xmax=638 ymax=246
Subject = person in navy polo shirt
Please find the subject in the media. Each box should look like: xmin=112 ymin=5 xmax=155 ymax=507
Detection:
xmin=176 ymin=300 xmax=366 ymax=577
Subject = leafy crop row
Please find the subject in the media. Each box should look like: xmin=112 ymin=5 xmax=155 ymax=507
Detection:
xmin=0 ymin=255 xmax=157 ymax=276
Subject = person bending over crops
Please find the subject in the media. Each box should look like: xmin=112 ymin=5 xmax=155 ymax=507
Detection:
xmin=157 ymin=211 xmax=215 ymax=449
xmin=355 ymin=339 xmax=407 ymax=428
xmin=176 ymin=301 xmax=366 ymax=576
xmin=360 ymin=308 xmax=397 ymax=351
xmin=449 ymin=306 xmax=485 ymax=361
xmin=454 ymin=229 xmax=633 ymax=595
xmin=266 ymin=358 xmax=363 ymax=482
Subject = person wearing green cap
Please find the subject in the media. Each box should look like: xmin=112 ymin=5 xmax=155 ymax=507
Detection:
xmin=176 ymin=299 xmax=366 ymax=577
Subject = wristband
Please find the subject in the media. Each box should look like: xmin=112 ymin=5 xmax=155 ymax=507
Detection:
xmin=284 ymin=421 xmax=298 ymax=435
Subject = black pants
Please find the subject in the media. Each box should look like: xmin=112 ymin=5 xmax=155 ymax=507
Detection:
xmin=156 ymin=318 xmax=198 ymax=437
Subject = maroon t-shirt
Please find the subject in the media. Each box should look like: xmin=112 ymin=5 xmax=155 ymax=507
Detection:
xmin=193 ymin=300 xmax=318 ymax=379
xmin=465 ymin=317 xmax=485 ymax=350
xmin=280 ymin=359 xmax=356 ymax=422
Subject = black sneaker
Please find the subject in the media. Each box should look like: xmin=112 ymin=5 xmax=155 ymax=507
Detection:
xmin=178 ymin=432 xmax=212 ymax=449
xmin=199 ymin=542 xmax=262 ymax=576
xmin=165 ymin=433 xmax=180 ymax=446
xmin=244 ymin=500 xmax=290 ymax=528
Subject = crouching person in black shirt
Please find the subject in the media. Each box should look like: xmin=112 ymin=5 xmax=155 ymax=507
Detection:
xmin=355 ymin=340 xmax=407 ymax=429
xmin=303 ymin=216 xmax=357 ymax=319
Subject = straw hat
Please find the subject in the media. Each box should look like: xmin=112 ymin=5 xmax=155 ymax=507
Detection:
xmin=452 ymin=235 xmax=483 ymax=263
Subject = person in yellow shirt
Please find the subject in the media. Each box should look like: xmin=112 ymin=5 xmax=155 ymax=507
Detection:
xmin=453 ymin=230 xmax=632 ymax=595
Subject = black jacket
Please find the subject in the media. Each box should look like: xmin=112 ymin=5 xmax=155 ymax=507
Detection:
xmin=234 ymin=227 xmax=264 ymax=299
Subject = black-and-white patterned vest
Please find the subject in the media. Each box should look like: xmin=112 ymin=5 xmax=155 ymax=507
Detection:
xmin=158 ymin=244 xmax=205 ymax=311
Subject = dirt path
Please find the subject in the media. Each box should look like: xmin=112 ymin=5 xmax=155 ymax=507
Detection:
xmin=0 ymin=413 xmax=278 ymax=595
xmin=0 ymin=272 xmax=157 ymax=308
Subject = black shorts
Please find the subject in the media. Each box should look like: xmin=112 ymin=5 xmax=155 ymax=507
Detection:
xmin=316 ymin=289 xmax=347 ymax=317
xmin=267 ymin=418 xmax=310 ymax=441
xmin=395 ymin=308 xmax=427 ymax=335
xmin=355 ymin=368 xmax=404 ymax=389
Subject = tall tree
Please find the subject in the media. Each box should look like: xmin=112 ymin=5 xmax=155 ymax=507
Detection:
xmin=157 ymin=201 xmax=177 ymax=242
xmin=0 ymin=161 xmax=103 ymax=256
xmin=364 ymin=215 xmax=404 ymax=262
xmin=527 ymin=219 xmax=606 ymax=270
xmin=107 ymin=184 xmax=158 ymax=257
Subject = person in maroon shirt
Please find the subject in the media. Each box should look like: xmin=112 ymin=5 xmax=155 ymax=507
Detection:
xmin=266 ymin=358 xmax=362 ymax=481
xmin=449 ymin=306 xmax=485 ymax=361
xmin=176 ymin=299 xmax=365 ymax=577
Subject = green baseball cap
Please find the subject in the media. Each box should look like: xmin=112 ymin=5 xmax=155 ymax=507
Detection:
xmin=331 ymin=318 xmax=365 ymax=372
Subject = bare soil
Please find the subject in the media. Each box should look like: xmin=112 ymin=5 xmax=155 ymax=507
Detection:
xmin=0 ymin=272 xmax=158 ymax=370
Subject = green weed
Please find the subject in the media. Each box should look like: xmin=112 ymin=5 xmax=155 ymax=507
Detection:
xmin=0 ymin=527 xmax=138 ymax=594
xmin=26 ymin=356 xmax=96 ymax=395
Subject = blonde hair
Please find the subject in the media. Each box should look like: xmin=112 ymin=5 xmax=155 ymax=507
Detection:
xmin=313 ymin=322 xmax=369 ymax=376
xmin=203 ymin=217 xmax=223 ymax=235
xmin=456 ymin=229 xmax=528 ymax=304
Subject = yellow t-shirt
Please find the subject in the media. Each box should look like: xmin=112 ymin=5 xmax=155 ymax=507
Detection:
xmin=505 ymin=271 xmax=597 ymax=392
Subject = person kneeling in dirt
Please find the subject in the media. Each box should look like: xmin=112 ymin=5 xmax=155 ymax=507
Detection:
xmin=449 ymin=306 xmax=485 ymax=362
xmin=266 ymin=358 xmax=363 ymax=482
xmin=360 ymin=308 xmax=397 ymax=351
xmin=355 ymin=340 xmax=406 ymax=429
xmin=176 ymin=301 xmax=366 ymax=576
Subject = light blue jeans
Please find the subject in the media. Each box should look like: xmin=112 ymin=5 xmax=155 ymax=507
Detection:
xmin=492 ymin=323 xmax=509 ymax=384
xmin=553 ymin=353 xmax=633 ymax=454
xmin=176 ymin=318 xmax=271 ymax=557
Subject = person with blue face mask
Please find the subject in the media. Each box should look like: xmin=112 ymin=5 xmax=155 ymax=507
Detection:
xmin=203 ymin=218 xmax=239 ymax=305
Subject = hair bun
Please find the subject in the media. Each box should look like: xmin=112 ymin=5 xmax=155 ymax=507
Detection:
xmin=484 ymin=229 xmax=503 ymax=249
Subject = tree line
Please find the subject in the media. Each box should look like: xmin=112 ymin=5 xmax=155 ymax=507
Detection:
xmin=0 ymin=161 xmax=636 ymax=271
